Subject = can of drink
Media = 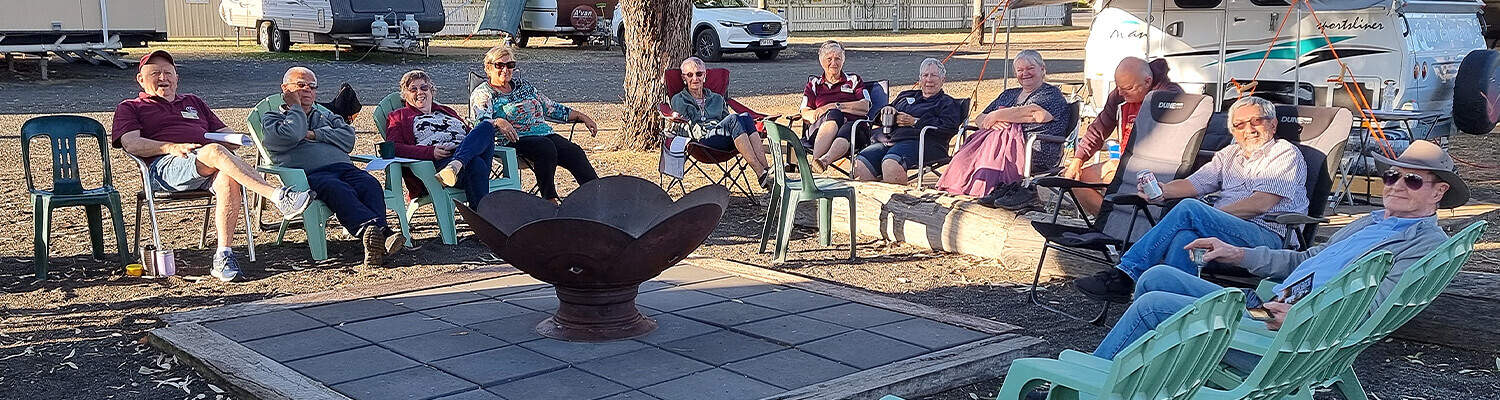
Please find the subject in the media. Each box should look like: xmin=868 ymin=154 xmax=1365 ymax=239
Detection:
xmin=1137 ymin=169 xmax=1163 ymax=201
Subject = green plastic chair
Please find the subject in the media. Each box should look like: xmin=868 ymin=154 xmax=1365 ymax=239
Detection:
xmin=760 ymin=121 xmax=857 ymax=263
xmin=879 ymin=288 xmax=1245 ymax=400
xmin=245 ymin=95 xmax=344 ymax=260
xmin=1223 ymin=221 xmax=1488 ymax=400
xmin=22 ymin=115 xmax=130 ymax=279
xmin=368 ymin=92 xmax=521 ymax=246
xmin=1195 ymin=250 xmax=1395 ymax=400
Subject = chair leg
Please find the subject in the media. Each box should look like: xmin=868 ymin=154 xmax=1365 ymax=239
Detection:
xmin=107 ymin=196 xmax=129 ymax=265
xmin=774 ymin=195 xmax=800 ymax=263
xmin=305 ymin=206 xmax=329 ymax=261
xmin=390 ymin=195 xmax=413 ymax=247
xmin=241 ymin=187 xmax=257 ymax=262
xmin=199 ymin=207 xmax=212 ymax=249
xmin=1331 ymin=367 xmax=1368 ymax=400
xmin=85 ymin=204 xmax=106 ymax=259
xmin=133 ymin=200 xmax=143 ymax=258
xmin=759 ymin=189 xmax=781 ymax=254
xmin=432 ymin=195 xmax=458 ymax=245
xmin=817 ymin=198 xmax=832 ymax=247
xmin=1028 ymin=244 xmax=1110 ymax=326
xmin=33 ymin=199 xmax=51 ymax=280
xmin=847 ymin=195 xmax=857 ymax=260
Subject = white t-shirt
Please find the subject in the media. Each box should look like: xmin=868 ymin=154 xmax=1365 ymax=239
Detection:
xmin=412 ymin=112 xmax=468 ymax=146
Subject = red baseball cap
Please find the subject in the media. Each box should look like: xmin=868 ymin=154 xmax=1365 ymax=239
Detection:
xmin=138 ymin=49 xmax=174 ymax=68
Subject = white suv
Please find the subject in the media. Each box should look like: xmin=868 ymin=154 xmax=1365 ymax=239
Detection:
xmin=614 ymin=0 xmax=789 ymax=61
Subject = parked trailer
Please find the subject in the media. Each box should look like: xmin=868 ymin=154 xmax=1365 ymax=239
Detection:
xmin=218 ymin=0 xmax=446 ymax=56
xmin=517 ymin=0 xmax=618 ymax=47
xmin=0 ymin=0 xmax=166 ymax=73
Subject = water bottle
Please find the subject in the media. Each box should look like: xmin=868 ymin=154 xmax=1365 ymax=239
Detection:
xmin=371 ymin=16 xmax=390 ymax=38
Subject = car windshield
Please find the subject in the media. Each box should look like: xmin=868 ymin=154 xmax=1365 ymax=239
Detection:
xmin=695 ymin=0 xmax=750 ymax=8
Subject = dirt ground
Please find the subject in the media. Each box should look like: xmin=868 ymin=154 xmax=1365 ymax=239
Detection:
xmin=2 ymin=29 xmax=1498 ymax=400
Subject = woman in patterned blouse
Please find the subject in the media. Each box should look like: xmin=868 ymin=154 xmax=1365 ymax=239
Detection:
xmin=469 ymin=45 xmax=601 ymax=202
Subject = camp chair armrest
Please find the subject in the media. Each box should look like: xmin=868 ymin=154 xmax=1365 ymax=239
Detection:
xmin=1105 ymin=193 xmax=1153 ymax=206
xmin=1056 ymin=349 xmax=1112 ymax=372
xmin=1001 ymin=357 xmax=1109 ymax=397
xmin=1227 ymin=326 xmax=1276 ymax=355
xmin=1263 ymin=212 xmax=1327 ymax=225
xmin=257 ymin=165 xmax=311 ymax=191
xmin=1032 ymin=134 xmax=1068 ymax=144
xmin=727 ymin=98 xmax=767 ymax=119
xmin=1035 ymin=176 xmax=1108 ymax=189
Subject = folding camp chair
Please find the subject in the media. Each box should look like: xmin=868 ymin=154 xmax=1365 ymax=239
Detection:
xmin=467 ymin=71 xmax=581 ymax=196
xmin=904 ymin=98 xmax=971 ymax=187
xmin=1027 ymin=91 xmax=1214 ymax=325
xmin=655 ymin=67 xmax=769 ymax=202
xmin=127 ymin=153 xmax=256 ymax=263
xmin=794 ymin=79 xmax=887 ymax=177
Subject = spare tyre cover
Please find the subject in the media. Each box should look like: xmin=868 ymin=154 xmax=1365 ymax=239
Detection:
xmin=1454 ymin=49 xmax=1500 ymax=134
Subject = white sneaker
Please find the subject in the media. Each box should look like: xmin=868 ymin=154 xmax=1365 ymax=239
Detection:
xmin=274 ymin=187 xmax=313 ymax=220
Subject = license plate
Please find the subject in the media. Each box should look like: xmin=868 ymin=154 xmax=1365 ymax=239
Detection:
xmin=759 ymin=39 xmax=774 ymax=46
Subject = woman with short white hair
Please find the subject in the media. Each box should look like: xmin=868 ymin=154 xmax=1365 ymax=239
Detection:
xmin=850 ymin=58 xmax=963 ymax=185
xmin=799 ymin=40 xmax=871 ymax=172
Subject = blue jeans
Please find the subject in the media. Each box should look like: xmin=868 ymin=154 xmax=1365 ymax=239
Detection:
xmin=1116 ymin=198 xmax=1284 ymax=279
xmin=305 ymin=163 xmax=388 ymax=236
xmin=437 ymin=122 xmax=496 ymax=207
xmin=1094 ymin=266 xmax=1264 ymax=370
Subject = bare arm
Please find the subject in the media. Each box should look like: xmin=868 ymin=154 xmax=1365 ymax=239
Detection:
xmin=835 ymin=99 xmax=871 ymax=117
xmin=980 ymin=104 xmax=1054 ymax=127
xmin=1158 ymin=179 xmax=1200 ymax=200
xmin=119 ymin=130 xmax=199 ymax=158
xmin=568 ymin=109 xmax=599 ymax=137
xmin=1214 ymin=191 xmax=1285 ymax=219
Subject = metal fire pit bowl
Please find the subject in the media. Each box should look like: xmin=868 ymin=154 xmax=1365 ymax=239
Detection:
xmin=455 ymin=176 xmax=728 ymax=342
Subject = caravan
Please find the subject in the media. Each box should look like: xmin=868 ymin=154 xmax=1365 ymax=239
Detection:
xmin=218 ymin=0 xmax=445 ymax=53
xmin=1084 ymin=0 xmax=1490 ymax=140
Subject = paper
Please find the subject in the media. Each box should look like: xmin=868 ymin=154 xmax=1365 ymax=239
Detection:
xmin=659 ymin=136 xmax=688 ymax=179
xmin=362 ymin=156 xmax=421 ymax=171
xmin=204 ymin=133 xmax=253 ymax=146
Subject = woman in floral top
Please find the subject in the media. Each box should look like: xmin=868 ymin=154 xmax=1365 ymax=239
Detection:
xmin=469 ymin=45 xmax=601 ymax=202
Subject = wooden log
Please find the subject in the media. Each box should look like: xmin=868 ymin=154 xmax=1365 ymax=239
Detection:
xmin=1393 ymin=271 xmax=1500 ymax=352
xmin=766 ymin=334 xmax=1046 ymax=400
xmin=150 ymin=323 xmax=347 ymax=400
xmin=789 ymin=180 xmax=1100 ymax=282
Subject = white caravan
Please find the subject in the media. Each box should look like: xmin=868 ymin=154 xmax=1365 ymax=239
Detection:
xmin=1083 ymin=0 xmax=1487 ymax=138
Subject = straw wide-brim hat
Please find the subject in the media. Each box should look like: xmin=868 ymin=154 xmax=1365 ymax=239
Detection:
xmin=1373 ymin=140 xmax=1471 ymax=209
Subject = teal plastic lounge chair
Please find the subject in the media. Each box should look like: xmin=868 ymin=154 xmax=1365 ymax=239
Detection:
xmin=1195 ymin=250 xmax=1396 ymax=400
xmin=369 ymin=92 xmax=521 ymax=246
xmin=22 ymin=115 xmax=130 ymax=279
xmin=1223 ymin=221 xmax=1488 ymax=400
xmin=246 ymin=95 xmax=346 ymax=260
xmin=760 ymin=121 xmax=857 ymax=263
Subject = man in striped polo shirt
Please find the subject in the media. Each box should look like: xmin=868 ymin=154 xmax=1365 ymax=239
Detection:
xmin=1075 ymin=96 xmax=1308 ymax=302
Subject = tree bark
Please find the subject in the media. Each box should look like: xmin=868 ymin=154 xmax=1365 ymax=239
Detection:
xmin=615 ymin=0 xmax=693 ymax=151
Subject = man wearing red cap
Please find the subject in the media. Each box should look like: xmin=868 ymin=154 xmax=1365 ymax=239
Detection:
xmin=113 ymin=50 xmax=313 ymax=282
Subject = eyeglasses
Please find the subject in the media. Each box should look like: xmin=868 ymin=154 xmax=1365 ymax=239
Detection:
xmin=286 ymin=82 xmax=318 ymax=90
xmin=404 ymin=84 xmax=433 ymax=92
xmin=681 ymin=71 xmax=705 ymax=78
xmin=1231 ymin=116 xmax=1268 ymax=130
xmin=489 ymin=61 xmax=518 ymax=70
xmin=1382 ymin=169 xmax=1434 ymax=190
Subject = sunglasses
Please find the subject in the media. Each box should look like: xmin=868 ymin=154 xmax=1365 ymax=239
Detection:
xmin=681 ymin=71 xmax=705 ymax=78
xmin=405 ymin=84 xmax=434 ymax=92
xmin=489 ymin=61 xmax=518 ymax=70
xmin=1382 ymin=169 xmax=1435 ymax=190
xmin=1231 ymin=116 xmax=1268 ymax=130
xmin=286 ymin=82 xmax=318 ymax=90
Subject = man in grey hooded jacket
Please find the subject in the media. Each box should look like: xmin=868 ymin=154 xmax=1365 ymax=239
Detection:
xmin=261 ymin=67 xmax=402 ymax=267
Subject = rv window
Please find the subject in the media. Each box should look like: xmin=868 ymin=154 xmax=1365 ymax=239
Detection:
xmin=1250 ymin=0 xmax=1290 ymax=5
xmin=1174 ymin=0 xmax=1221 ymax=8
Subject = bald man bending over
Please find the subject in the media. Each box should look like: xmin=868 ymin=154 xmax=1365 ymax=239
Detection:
xmin=260 ymin=67 xmax=403 ymax=267
xmin=1060 ymin=57 xmax=1183 ymax=216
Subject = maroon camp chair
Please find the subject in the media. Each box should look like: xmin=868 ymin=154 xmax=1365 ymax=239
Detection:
xmin=657 ymin=68 xmax=768 ymax=203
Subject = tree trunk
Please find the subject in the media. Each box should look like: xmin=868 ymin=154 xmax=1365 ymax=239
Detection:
xmin=615 ymin=0 xmax=693 ymax=151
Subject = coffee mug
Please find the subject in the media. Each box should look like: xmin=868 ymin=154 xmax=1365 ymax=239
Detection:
xmin=879 ymin=107 xmax=897 ymax=134
xmin=377 ymin=141 xmax=396 ymax=159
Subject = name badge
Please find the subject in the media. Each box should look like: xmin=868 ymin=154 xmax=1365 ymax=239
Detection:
xmin=840 ymin=84 xmax=855 ymax=94
xmin=181 ymin=109 xmax=200 ymax=120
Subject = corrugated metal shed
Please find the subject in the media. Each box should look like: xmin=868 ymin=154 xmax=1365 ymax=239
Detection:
xmin=164 ymin=0 xmax=241 ymax=38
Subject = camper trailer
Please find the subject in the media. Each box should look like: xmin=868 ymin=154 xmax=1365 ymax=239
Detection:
xmin=0 ymin=0 xmax=166 ymax=69
xmin=218 ymin=0 xmax=446 ymax=53
xmin=1084 ymin=0 xmax=1487 ymax=139
xmin=516 ymin=0 xmax=618 ymax=47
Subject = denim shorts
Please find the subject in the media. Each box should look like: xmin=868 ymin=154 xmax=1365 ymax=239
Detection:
xmin=149 ymin=152 xmax=212 ymax=192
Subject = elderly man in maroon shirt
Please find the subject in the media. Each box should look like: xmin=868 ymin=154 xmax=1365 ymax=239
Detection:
xmin=113 ymin=50 xmax=312 ymax=282
xmin=1061 ymin=57 xmax=1184 ymax=216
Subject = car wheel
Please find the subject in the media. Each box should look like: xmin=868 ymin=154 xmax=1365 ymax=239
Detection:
xmin=694 ymin=29 xmax=722 ymax=62
xmin=517 ymin=34 xmax=531 ymax=48
xmin=755 ymin=50 xmax=779 ymax=60
xmin=1455 ymin=49 xmax=1499 ymax=134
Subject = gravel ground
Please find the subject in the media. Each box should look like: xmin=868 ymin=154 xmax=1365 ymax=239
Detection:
xmin=2 ymin=30 xmax=1498 ymax=400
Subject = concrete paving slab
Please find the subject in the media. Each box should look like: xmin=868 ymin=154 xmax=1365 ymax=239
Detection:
xmin=487 ymin=368 xmax=630 ymax=400
xmin=430 ymin=345 xmax=567 ymax=386
xmin=639 ymin=368 xmax=783 ymax=400
xmin=654 ymin=265 xmax=730 ymax=286
xmin=435 ymin=389 xmax=505 ymax=400
xmin=471 ymin=274 xmax=549 ymax=298
xmin=420 ymin=300 xmax=532 ymax=326
xmin=799 ymin=330 xmax=929 ymax=369
xmin=499 ymin=289 xmax=559 ymax=312
xmin=660 ymin=330 xmax=787 ymax=366
xmin=380 ymin=327 xmax=509 ymax=363
xmin=337 ymin=312 xmax=461 ymax=343
xmin=575 ymin=347 xmax=713 ymax=388
xmin=382 ymin=291 xmax=492 ymax=311
xmin=867 ymin=317 xmax=992 ymax=350
xmin=284 ymin=345 xmax=421 ymax=385
xmin=517 ymin=337 xmax=649 ymax=363
xmin=331 ymin=366 xmax=477 ymax=400
xmin=633 ymin=314 xmax=720 ymax=345
xmin=598 ymin=391 xmax=659 ymax=400
xmin=732 ymin=314 xmax=853 ymax=346
xmin=674 ymin=276 xmax=780 ymax=298
xmin=674 ymin=300 xmax=785 ymax=327
xmin=296 ymin=299 xmax=412 ymax=325
xmin=739 ymin=289 xmax=848 ymax=313
xmin=241 ymin=327 xmax=371 ymax=363
xmin=465 ymin=312 xmax=550 ymax=344
xmin=722 ymin=349 xmax=861 ymax=390
xmin=634 ymin=288 xmax=725 ymax=312
xmin=202 ymin=310 xmax=325 ymax=342
xmin=800 ymin=302 xmax=917 ymax=329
